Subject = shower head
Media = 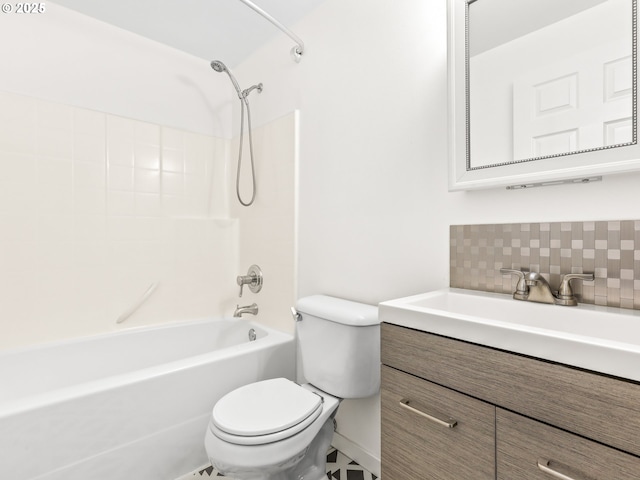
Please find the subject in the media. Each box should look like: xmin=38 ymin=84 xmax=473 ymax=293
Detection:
xmin=210 ymin=59 xmax=242 ymax=99
xmin=210 ymin=60 xmax=227 ymax=73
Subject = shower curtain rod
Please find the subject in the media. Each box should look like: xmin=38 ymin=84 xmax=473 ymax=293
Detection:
xmin=237 ymin=0 xmax=305 ymax=62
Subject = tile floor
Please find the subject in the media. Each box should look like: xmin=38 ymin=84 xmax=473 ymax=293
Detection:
xmin=176 ymin=448 xmax=378 ymax=480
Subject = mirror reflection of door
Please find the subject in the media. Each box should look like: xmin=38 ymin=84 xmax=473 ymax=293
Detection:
xmin=468 ymin=0 xmax=634 ymax=169
xmin=513 ymin=46 xmax=632 ymax=160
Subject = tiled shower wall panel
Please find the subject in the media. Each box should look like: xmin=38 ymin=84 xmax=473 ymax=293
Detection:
xmin=450 ymin=221 xmax=640 ymax=309
xmin=0 ymin=90 xmax=237 ymax=349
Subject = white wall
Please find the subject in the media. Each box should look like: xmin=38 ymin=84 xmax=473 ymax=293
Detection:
xmin=236 ymin=0 xmax=640 ymax=473
xmin=0 ymin=2 xmax=232 ymax=137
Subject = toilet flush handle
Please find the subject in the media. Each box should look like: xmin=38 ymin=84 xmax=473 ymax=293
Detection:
xmin=290 ymin=307 xmax=302 ymax=322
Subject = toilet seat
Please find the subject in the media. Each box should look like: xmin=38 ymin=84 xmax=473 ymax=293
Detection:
xmin=211 ymin=378 xmax=324 ymax=446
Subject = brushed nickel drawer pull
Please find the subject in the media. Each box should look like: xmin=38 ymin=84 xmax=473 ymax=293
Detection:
xmin=537 ymin=458 xmax=589 ymax=480
xmin=399 ymin=398 xmax=457 ymax=428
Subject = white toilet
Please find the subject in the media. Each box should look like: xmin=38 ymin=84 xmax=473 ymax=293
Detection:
xmin=204 ymin=295 xmax=380 ymax=480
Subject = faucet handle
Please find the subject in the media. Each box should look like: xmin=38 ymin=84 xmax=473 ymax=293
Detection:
xmin=236 ymin=275 xmax=252 ymax=297
xmin=500 ymin=268 xmax=528 ymax=299
xmin=236 ymin=265 xmax=263 ymax=297
xmin=557 ymin=273 xmax=594 ymax=300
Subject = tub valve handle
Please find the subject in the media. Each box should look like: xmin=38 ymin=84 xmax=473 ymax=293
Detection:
xmin=236 ymin=265 xmax=263 ymax=297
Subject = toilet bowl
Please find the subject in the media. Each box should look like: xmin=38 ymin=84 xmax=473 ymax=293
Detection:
xmin=205 ymin=379 xmax=340 ymax=480
xmin=204 ymin=295 xmax=379 ymax=480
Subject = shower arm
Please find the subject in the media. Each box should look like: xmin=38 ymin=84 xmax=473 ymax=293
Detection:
xmin=236 ymin=0 xmax=305 ymax=62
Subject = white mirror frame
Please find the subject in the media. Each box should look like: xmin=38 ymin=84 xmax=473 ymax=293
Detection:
xmin=448 ymin=0 xmax=640 ymax=191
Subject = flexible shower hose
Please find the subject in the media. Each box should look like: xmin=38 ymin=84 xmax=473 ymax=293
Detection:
xmin=236 ymin=96 xmax=257 ymax=207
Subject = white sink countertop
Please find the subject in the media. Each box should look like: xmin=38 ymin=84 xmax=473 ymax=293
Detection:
xmin=379 ymin=288 xmax=640 ymax=382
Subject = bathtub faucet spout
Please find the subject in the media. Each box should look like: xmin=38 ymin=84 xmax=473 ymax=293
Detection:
xmin=234 ymin=303 xmax=259 ymax=318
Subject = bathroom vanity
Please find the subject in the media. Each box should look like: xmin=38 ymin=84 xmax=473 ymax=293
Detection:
xmin=379 ymin=289 xmax=640 ymax=479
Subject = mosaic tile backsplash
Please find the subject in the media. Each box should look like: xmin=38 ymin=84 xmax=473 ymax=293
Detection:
xmin=450 ymin=221 xmax=640 ymax=309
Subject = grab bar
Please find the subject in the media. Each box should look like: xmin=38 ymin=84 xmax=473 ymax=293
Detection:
xmin=116 ymin=282 xmax=159 ymax=324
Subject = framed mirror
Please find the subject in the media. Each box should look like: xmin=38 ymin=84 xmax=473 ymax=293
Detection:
xmin=448 ymin=0 xmax=640 ymax=190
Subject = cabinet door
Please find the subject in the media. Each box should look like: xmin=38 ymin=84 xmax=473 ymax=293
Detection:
xmin=381 ymin=365 xmax=495 ymax=480
xmin=497 ymin=408 xmax=640 ymax=480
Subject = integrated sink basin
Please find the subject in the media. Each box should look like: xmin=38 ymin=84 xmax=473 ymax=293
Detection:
xmin=379 ymin=288 xmax=640 ymax=382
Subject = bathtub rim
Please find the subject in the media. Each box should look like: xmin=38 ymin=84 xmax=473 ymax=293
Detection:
xmin=0 ymin=316 xmax=280 ymax=356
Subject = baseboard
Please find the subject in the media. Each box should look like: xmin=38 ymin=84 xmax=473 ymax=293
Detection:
xmin=331 ymin=432 xmax=381 ymax=477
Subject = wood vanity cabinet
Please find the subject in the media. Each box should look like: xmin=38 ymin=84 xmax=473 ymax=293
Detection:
xmin=381 ymin=322 xmax=640 ymax=480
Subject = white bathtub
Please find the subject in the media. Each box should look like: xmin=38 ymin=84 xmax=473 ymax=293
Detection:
xmin=0 ymin=318 xmax=295 ymax=480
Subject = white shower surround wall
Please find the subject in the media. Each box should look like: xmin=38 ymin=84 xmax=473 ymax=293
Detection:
xmin=0 ymin=90 xmax=239 ymax=349
xmin=0 ymin=318 xmax=296 ymax=480
xmin=0 ymin=2 xmax=244 ymax=350
xmin=0 ymin=0 xmax=299 ymax=344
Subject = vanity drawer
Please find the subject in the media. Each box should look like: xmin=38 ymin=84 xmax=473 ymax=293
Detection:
xmin=381 ymin=365 xmax=495 ymax=480
xmin=381 ymin=322 xmax=640 ymax=457
xmin=497 ymin=408 xmax=640 ymax=479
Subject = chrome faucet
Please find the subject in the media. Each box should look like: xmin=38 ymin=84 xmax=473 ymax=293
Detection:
xmin=234 ymin=303 xmax=259 ymax=318
xmin=500 ymin=268 xmax=594 ymax=306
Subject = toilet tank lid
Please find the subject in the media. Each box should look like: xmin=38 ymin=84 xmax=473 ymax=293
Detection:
xmin=295 ymin=295 xmax=379 ymax=326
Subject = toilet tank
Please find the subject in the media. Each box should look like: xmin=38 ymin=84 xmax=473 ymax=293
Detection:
xmin=295 ymin=295 xmax=380 ymax=399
